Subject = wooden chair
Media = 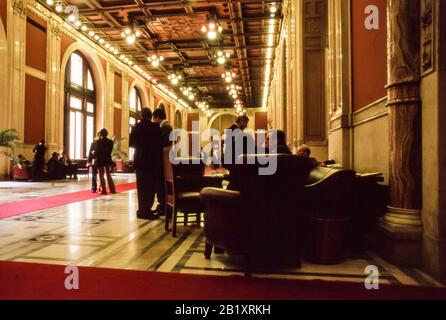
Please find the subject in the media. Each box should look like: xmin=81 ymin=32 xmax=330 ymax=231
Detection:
xmin=163 ymin=148 xmax=205 ymax=237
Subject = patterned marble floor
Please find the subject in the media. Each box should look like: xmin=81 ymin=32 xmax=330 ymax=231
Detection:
xmin=0 ymin=177 xmax=443 ymax=288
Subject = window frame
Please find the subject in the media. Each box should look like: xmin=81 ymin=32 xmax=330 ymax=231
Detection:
xmin=64 ymin=51 xmax=97 ymax=159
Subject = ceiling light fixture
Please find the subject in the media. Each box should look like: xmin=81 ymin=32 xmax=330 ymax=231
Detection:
xmin=168 ymin=73 xmax=182 ymax=86
xmin=222 ymin=71 xmax=236 ymax=84
xmin=55 ymin=2 xmax=63 ymax=13
xmin=201 ymin=22 xmax=223 ymax=40
xmin=215 ymin=51 xmax=230 ymax=65
xmin=147 ymin=54 xmax=164 ymax=68
xmin=121 ymin=27 xmax=141 ymax=45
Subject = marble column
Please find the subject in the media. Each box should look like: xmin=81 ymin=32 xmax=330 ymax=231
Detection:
xmin=377 ymin=0 xmax=423 ymax=266
xmin=6 ymin=0 xmax=27 ymax=141
xmin=120 ymin=71 xmax=129 ymax=154
xmin=45 ymin=19 xmax=61 ymax=155
xmin=103 ymin=61 xmax=115 ymax=132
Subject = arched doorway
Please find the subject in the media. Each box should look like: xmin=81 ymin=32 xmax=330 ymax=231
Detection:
xmin=174 ymin=110 xmax=182 ymax=129
xmin=210 ymin=113 xmax=236 ymax=135
xmin=64 ymin=51 xmax=97 ymax=159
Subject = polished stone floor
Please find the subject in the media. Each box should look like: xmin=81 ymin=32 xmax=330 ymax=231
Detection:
xmin=0 ymin=176 xmax=443 ymax=288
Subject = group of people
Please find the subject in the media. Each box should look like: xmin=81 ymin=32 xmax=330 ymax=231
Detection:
xmin=25 ymin=110 xmax=322 ymax=222
xmin=23 ymin=140 xmax=77 ymax=181
xmin=223 ymin=115 xmax=322 ymax=166
xmin=129 ymin=108 xmax=172 ymax=220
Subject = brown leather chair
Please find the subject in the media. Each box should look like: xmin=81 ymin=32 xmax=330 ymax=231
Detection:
xmin=303 ymin=167 xmax=357 ymax=263
xmin=200 ymin=154 xmax=314 ymax=275
xmin=163 ymin=148 xmax=205 ymax=237
xmin=304 ymin=167 xmax=357 ymax=217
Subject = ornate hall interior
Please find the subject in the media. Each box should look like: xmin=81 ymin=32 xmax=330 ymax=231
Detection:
xmin=0 ymin=0 xmax=445 ymax=300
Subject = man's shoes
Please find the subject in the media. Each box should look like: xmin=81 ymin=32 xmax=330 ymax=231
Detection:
xmin=157 ymin=211 xmax=166 ymax=217
xmin=137 ymin=211 xmax=159 ymax=221
xmin=155 ymin=205 xmax=166 ymax=216
xmin=92 ymin=188 xmax=97 ymax=193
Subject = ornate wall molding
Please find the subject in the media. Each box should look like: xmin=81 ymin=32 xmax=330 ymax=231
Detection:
xmin=12 ymin=0 xmax=28 ymax=18
xmin=421 ymin=0 xmax=436 ymax=76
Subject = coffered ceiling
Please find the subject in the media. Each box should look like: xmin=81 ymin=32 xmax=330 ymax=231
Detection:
xmin=39 ymin=0 xmax=283 ymax=109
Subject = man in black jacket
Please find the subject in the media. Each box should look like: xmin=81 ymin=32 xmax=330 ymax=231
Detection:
xmin=32 ymin=139 xmax=47 ymax=181
xmin=87 ymin=134 xmax=99 ymax=193
xmin=130 ymin=108 xmax=163 ymax=220
xmin=152 ymin=108 xmax=173 ymax=216
xmin=95 ymin=129 xmax=116 ymax=195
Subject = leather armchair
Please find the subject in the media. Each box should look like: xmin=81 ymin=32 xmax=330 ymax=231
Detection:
xmin=12 ymin=164 xmax=30 ymax=181
xmin=304 ymin=167 xmax=357 ymax=217
xmin=200 ymin=154 xmax=314 ymax=275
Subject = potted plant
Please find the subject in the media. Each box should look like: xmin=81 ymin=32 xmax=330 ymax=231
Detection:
xmin=111 ymin=137 xmax=128 ymax=173
xmin=0 ymin=129 xmax=21 ymax=163
xmin=0 ymin=129 xmax=25 ymax=179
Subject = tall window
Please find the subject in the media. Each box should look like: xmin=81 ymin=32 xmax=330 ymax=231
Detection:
xmin=129 ymin=87 xmax=142 ymax=160
xmin=64 ymin=51 xmax=96 ymax=159
xmin=129 ymin=87 xmax=142 ymax=128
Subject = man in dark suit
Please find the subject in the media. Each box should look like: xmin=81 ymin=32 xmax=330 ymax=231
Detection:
xmin=32 ymin=139 xmax=47 ymax=181
xmin=95 ymin=129 xmax=116 ymax=195
xmin=87 ymin=134 xmax=99 ymax=193
xmin=130 ymin=108 xmax=163 ymax=220
xmin=152 ymin=108 xmax=173 ymax=216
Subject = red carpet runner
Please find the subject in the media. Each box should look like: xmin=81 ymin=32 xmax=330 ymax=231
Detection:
xmin=0 ymin=261 xmax=445 ymax=300
xmin=0 ymin=182 xmax=136 ymax=220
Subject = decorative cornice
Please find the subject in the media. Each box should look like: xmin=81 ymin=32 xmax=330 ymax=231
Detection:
xmin=12 ymin=0 xmax=28 ymax=18
xmin=49 ymin=21 xmax=61 ymax=40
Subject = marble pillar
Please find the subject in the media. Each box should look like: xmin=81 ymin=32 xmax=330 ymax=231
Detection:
xmin=45 ymin=19 xmax=61 ymax=155
xmin=377 ymin=0 xmax=423 ymax=266
xmin=6 ymin=0 xmax=27 ymax=141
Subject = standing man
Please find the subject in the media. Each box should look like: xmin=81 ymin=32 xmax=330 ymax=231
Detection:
xmin=32 ymin=139 xmax=47 ymax=181
xmin=152 ymin=108 xmax=173 ymax=216
xmin=130 ymin=108 xmax=163 ymax=220
xmin=95 ymin=129 xmax=116 ymax=195
xmin=87 ymin=133 xmax=99 ymax=193
xmin=222 ymin=115 xmax=253 ymax=190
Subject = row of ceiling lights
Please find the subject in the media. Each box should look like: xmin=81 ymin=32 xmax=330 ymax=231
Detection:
xmin=45 ymin=0 xmax=279 ymax=113
xmin=262 ymin=4 xmax=279 ymax=110
xmin=44 ymin=0 xmax=191 ymax=110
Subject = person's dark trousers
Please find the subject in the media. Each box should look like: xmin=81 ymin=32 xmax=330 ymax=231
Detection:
xmin=32 ymin=162 xmax=44 ymax=182
xmin=91 ymin=166 xmax=98 ymax=191
xmin=135 ymin=169 xmax=157 ymax=216
xmin=156 ymin=170 xmax=166 ymax=214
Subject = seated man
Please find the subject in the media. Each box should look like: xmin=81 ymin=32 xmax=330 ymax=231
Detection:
xmin=60 ymin=151 xmax=78 ymax=179
xmin=47 ymin=152 xmax=66 ymax=179
xmin=296 ymin=144 xmax=322 ymax=168
xmin=264 ymin=130 xmax=292 ymax=154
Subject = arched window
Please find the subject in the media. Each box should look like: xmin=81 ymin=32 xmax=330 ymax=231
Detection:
xmin=129 ymin=87 xmax=142 ymax=129
xmin=129 ymin=87 xmax=142 ymax=161
xmin=64 ymin=51 xmax=96 ymax=159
